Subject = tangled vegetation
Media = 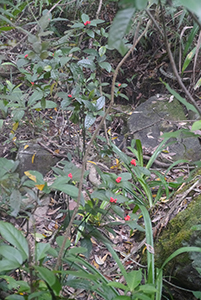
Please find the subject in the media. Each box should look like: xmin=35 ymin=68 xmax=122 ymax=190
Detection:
xmin=0 ymin=0 xmax=201 ymax=299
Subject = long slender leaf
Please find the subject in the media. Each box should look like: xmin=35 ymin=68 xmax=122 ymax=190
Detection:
xmin=139 ymin=205 xmax=154 ymax=284
xmin=136 ymin=139 xmax=143 ymax=167
xmin=161 ymin=246 xmax=201 ymax=270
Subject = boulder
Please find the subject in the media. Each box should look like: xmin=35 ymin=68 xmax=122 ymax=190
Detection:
xmin=128 ymin=95 xmax=201 ymax=162
xmin=17 ymin=141 xmax=60 ymax=177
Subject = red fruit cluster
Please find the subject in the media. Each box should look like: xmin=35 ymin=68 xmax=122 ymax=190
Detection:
xmin=84 ymin=20 xmax=91 ymax=25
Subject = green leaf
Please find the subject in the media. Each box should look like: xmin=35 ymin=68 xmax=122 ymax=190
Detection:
xmin=139 ymin=283 xmax=157 ymax=293
xmin=32 ymin=100 xmax=57 ymax=109
xmin=99 ymin=46 xmax=107 ymax=57
xmin=107 ymin=281 xmax=128 ymax=291
xmin=34 ymin=266 xmax=56 ymax=287
xmin=95 ymin=96 xmax=105 ymax=110
xmin=179 ymin=0 xmax=201 ymax=22
xmin=191 ymin=120 xmax=201 ymax=131
xmin=0 ymin=259 xmax=22 ymax=272
xmin=85 ymin=113 xmax=96 ymax=129
xmin=4 ymin=295 xmax=25 ymax=300
xmin=0 ymin=246 xmax=24 ymax=264
xmin=194 ymin=77 xmax=201 ymax=90
xmin=56 ymin=236 xmax=71 ymax=249
xmin=135 ymin=0 xmax=148 ymax=10
xmin=182 ymin=47 xmax=196 ymax=74
xmin=38 ymin=12 xmax=51 ymax=32
xmin=108 ymin=8 xmax=135 ymax=55
xmin=86 ymin=29 xmax=94 ymax=38
xmin=81 ymin=13 xmax=90 ymax=23
xmin=0 ymin=119 xmax=3 ymax=129
xmin=36 ymin=243 xmax=51 ymax=261
xmin=0 ymin=158 xmax=16 ymax=177
xmin=10 ymin=189 xmax=22 ymax=217
xmin=78 ymin=59 xmax=96 ymax=71
xmin=162 ymin=81 xmax=199 ymax=114
xmin=12 ymin=110 xmax=25 ymax=122
xmin=136 ymin=139 xmax=143 ymax=167
xmin=126 ymin=269 xmax=142 ymax=292
xmin=28 ymin=90 xmax=43 ymax=106
xmin=98 ymin=61 xmax=112 ymax=73
xmin=139 ymin=205 xmax=154 ymax=284
xmin=106 ymin=243 xmax=128 ymax=283
xmin=0 ymin=221 xmax=28 ymax=260
xmin=113 ymin=296 xmax=131 ymax=300
xmin=51 ymin=181 xmax=85 ymax=205
xmin=161 ymin=246 xmax=201 ymax=270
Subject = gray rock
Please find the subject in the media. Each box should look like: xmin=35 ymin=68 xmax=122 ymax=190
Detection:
xmin=17 ymin=141 xmax=60 ymax=177
xmin=128 ymin=95 xmax=201 ymax=162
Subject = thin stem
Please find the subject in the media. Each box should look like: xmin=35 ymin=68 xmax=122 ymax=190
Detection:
xmin=55 ymin=19 xmax=152 ymax=270
xmin=158 ymin=1 xmax=201 ymax=116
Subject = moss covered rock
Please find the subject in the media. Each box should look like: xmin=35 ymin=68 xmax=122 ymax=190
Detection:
xmin=155 ymin=194 xmax=201 ymax=290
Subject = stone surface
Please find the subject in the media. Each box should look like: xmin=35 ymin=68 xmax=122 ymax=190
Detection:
xmin=17 ymin=141 xmax=60 ymax=177
xmin=128 ymin=94 xmax=201 ymax=162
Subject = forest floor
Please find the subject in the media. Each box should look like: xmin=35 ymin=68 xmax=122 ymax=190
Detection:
xmin=0 ymin=8 xmax=201 ymax=299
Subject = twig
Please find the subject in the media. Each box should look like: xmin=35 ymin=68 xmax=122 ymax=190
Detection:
xmin=55 ymin=19 xmax=152 ymax=270
xmin=96 ymin=0 xmax=103 ymax=19
xmin=162 ymin=178 xmax=200 ymax=227
xmin=158 ymin=0 xmax=201 ymax=116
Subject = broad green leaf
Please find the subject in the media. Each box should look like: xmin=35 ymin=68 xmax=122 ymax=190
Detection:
xmin=98 ymin=61 xmax=112 ymax=73
xmin=78 ymin=59 xmax=96 ymax=71
xmin=108 ymin=8 xmax=135 ymax=55
xmin=81 ymin=13 xmax=90 ymax=23
xmin=0 ymin=158 xmax=17 ymax=177
xmin=179 ymin=0 xmax=201 ymax=22
xmin=0 ymin=245 xmax=24 ymax=264
xmin=34 ymin=266 xmax=56 ymax=286
xmin=10 ymin=189 xmax=22 ymax=217
xmin=0 ymin=275 xmax=19 ymax=290
xmin=0 ymin=259 xmax=22 ymax=272
xmin=12 ymin=110 xmax=25 ymax=122
xmin=86 ymin=29 xmax=94 ymax=38
xmin=0 ymin=221 xmax=28 ymax=260
xmin=126 ymin=269 xmax=142 ymax=292
xmin=95 ymin=96 xmax=105 ymax=110
xmin=191 ymin=120 xmax=201 ymax=131
xmin=32 ymin=100 xmax=57 ymax=109
xmin=85 ymin=113 xmax=96 ymax=128
xmin=38 ymin=12 xmax=51 ymax=31
xmin=28 ymin=90 xmax=43 ymax=106
xmin=56 ymin=236 xmax=71 ymax=249
xmin=36 ymin=243 xmax=51 ymax=261
xmin=24 ymin=170 xmax=44 ymax=185
xmin=99 ymin=46 xmax=106 ymax=57
xmin=51 ymin=181 xmax=85 ymax=205
xmin=139 ymin=283 xmax=157 ymax=293
xmin=135 ymin=0 xmax=148 ymax=10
